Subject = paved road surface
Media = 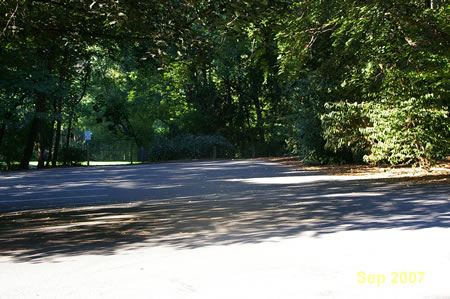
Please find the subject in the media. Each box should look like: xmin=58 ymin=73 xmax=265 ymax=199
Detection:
xmin=0 ymin=160 xmax=449 ymax=298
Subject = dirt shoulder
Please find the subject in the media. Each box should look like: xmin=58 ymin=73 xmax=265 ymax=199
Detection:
xmin=258 ymin=156 xmax=450 ymax=184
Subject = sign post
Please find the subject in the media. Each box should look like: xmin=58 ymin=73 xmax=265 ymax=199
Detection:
xmin=84 ymin=130 xmax=91 ymax=166
xmin=129 ymin=143 xmax=133 ymax=165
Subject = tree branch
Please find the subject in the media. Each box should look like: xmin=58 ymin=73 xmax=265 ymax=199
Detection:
xmin=73 ymin=63 xmax=90 ymax=106
xmin=1 ymin=0 xmax=20 ymax=37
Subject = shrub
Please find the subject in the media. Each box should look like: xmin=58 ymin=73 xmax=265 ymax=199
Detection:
xmin=59 ymin=147 xmax=87 ymax=166
xmin=321 ymin=98 xmax=450 ymax=166
xmin=363 ymin=98 xmax=449 ymax=166
xmin=321 ymin=101 xmax=370 ymax=163
xmin=149 ymin=134 xmax=234 ymax=161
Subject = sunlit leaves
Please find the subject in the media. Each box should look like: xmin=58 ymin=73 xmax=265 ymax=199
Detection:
xmin=279 ymin=0 xmax=449 ymax=165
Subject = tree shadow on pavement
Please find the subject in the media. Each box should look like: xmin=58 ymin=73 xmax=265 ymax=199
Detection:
xmin=1 ymin=171 xmax=448 ymax=263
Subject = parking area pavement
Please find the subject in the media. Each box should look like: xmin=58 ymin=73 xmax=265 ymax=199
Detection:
xmin=0 ymin=160 xmax=449 ymax=298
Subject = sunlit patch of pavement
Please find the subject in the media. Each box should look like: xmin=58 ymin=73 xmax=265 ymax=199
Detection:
xmin=0 ymin=228 xmax=449 ymax=299
xmin=0 ymin=159 xmax=448 ymax=298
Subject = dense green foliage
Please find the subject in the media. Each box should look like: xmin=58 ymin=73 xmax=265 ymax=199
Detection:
xmin=279 ymin=0 xmax=449 ymax=166
xmin=1 ymin=0 xmax=448 ymax=169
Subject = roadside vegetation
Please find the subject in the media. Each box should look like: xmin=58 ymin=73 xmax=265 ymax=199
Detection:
xmin=1 ymin=1 xmax=448 ymax=171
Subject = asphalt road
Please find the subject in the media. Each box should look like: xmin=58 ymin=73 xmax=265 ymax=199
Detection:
xmin=1 ymin=159 xmax=303 ymax=213
xmin=0 ymin=160 xmax=449 ymax=298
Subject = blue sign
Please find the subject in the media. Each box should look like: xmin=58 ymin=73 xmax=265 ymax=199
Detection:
xmin=84 ymin=130 xmax=92 ymax=141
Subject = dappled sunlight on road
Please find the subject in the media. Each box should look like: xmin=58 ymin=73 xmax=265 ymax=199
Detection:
xmin=222 ymin=175 xmax=375 ymax=184
xmin=0 ymin=160 xmax=448 ymax=263
xmin=1 ymin=180 xmax=448 ymax=262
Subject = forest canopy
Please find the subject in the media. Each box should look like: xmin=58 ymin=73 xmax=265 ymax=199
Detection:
xmin=1 ymin=0 xmax=448 ymax=169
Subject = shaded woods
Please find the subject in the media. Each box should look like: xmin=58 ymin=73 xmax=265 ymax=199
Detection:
xmin=1 ymin=0 xmax=448 ymax=170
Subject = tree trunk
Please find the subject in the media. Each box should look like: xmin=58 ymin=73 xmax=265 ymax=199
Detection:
xmin=5 ymin=157 xmax=11 ymax=171
xmin=64 ymin=113 xmax=74 ymax=165
xmin=427 ymin=0 xmax=440 ymax=9
xmin=224 ymin=79 xmax=234 ymax=129
xmin=45 ymin=120 xmax=56 ymax=167
xmin=46 ymin=97 xmax=63 ymax=167
xmin=61 ymin=64 xmax=90 ymax=165
xmin=36 ymin=94 xmax=47 ymax=169
xmin=253 ymin=96 xmax=265 ymax=144
xmin=0 ymin=122 xmax=6 ymax=148
xmin=52 ymin=116 xmax=62 ymax=167
xmin=21 ymin=93 xmax=46 ymax=169
xmin=37 ymin=137 xmax=45 ymax=168
xmin=20 ymin=117 xmax=39 ymax=169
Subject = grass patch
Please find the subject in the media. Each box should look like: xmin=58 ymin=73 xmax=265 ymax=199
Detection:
xmin=27 ymin=161 xmax=141 ymax=168
xmin=82 ymin=161 xmax=141 ymax=166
